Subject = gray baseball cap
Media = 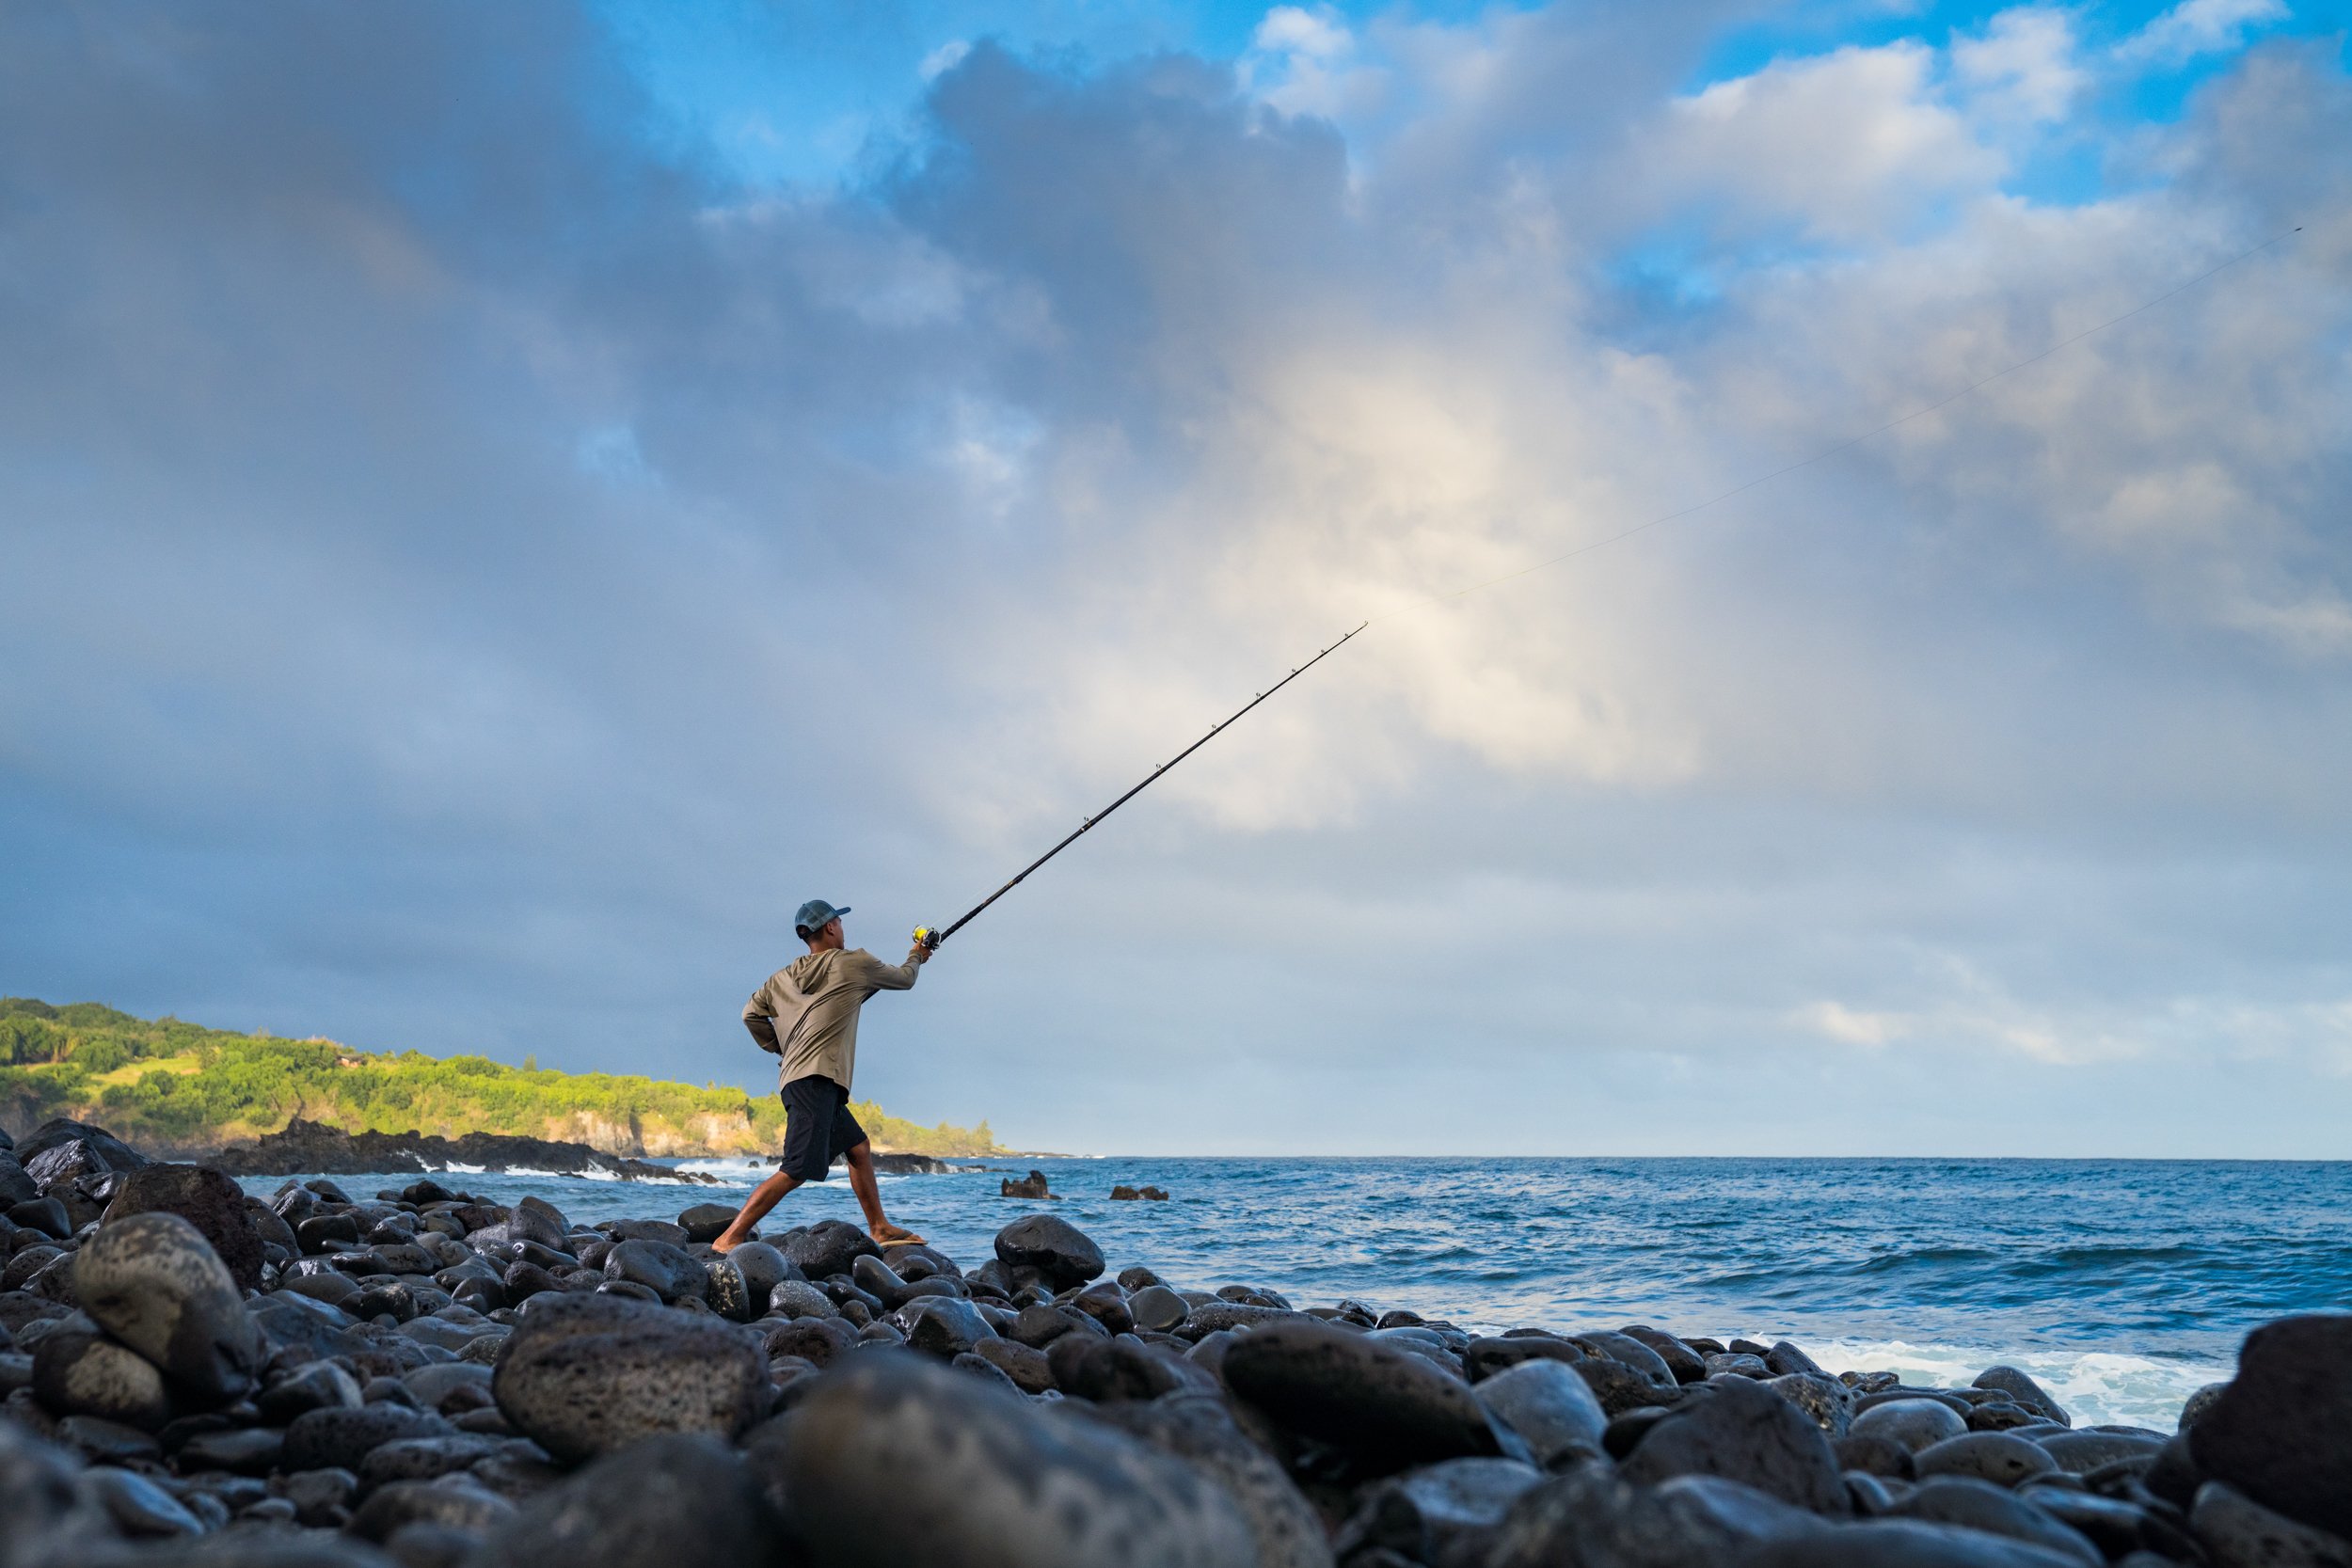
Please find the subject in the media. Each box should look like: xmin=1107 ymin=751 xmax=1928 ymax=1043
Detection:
xmin=794 ymin=898 xmax=850 ymax=935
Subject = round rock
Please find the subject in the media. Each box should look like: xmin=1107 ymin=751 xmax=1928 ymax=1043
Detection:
xmin=1220 ymin=1319 xmax=1513 ymax=1472
xmin=1619 ymin=1374 xmax=1851 ymax=1514
xmin=1913 ymin=1432 xmax=2059 ymax=1488
xmin=993 ymin=1214 xmax=1105 ymax=1291
xmin=72 ymin=1211 xmax=260 ymax=1406
xmin=492 ymin=1291 xmax=769 ymax=1464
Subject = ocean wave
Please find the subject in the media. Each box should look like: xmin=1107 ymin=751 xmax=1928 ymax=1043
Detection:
xmin=1797 ymin=1336 xmax=2228 ymax=1430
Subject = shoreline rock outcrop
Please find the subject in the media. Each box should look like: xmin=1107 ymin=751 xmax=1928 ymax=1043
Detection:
xmin=0 ymin=1116 xmax=2344 ymax=1568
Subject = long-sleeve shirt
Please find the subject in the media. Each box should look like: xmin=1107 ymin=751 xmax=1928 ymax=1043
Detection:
xmin=742 ymin=944 xmax=925 ymax=1093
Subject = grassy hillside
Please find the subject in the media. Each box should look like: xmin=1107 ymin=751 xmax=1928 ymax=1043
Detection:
xmin=0 ymin=999 xmax=1001 ymax=1159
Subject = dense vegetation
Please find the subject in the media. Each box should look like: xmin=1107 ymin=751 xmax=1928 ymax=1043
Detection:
xmin=0 ymin=999 xmax=1000 ymax=1158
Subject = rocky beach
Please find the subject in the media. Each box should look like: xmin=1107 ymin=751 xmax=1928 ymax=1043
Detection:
xmin=2 ymin=1117 xmax=2347 ymax=1568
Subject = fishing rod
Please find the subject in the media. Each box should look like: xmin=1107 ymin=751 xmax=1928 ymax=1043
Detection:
xmin=913 ymin=622 xmax=1369 ymax=950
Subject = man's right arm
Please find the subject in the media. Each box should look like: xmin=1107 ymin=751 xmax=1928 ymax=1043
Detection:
xmin=742 ymin=982 xmax=785 ymax=1054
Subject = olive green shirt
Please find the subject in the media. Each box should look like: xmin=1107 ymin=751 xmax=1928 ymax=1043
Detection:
xmin=742 ymin=944 xmax=925 ymax=1093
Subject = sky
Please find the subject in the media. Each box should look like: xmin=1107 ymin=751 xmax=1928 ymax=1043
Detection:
xmin=3 ymin=0 xmax=2348 ymax=1157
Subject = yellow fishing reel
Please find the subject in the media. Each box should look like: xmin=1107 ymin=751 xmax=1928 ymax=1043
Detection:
xmin=913 ymin=925 xmax=943 ymax=951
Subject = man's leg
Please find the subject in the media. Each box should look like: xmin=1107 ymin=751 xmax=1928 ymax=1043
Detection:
xmin=842 ymin=1140 xmax=922 ymax=1244
xmin=712 ymin=1167 xmax=802 ymax=1254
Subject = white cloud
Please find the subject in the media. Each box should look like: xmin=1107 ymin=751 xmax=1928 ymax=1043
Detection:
xmin=2121 ymin=0 xmax=2289 ymax=66
xmin=1953 ymin=8 xmax=2085 ymax=127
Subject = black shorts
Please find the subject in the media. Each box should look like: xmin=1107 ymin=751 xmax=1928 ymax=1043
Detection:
xmin=779 ymin=1075 xmax=866 ymax=1182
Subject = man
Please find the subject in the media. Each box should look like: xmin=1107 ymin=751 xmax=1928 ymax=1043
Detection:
xmin=711 ymin=898 xmax=933 ymax=1254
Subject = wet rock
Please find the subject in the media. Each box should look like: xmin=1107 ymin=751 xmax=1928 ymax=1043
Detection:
xmin=15 ymin=1120 xmax=150 ymax=1186
xmin=898 ymin=1296 xmax=996 ymax=1358
xmin=1619 ymin=1373 xmax=1851 ymax=1514
xmin=1488 ymin=1467 xmax=1820 ymax=1568
xmin=1473 ymin=1357 xmax=1611 ymax=1467
xmin=299 ymin=1213 xmax=362 ymax=1253
xmin=2190 ymin=1314 xmax=2352 ymax=1540
xmin=1176 ymin=1300 xmax=1306 ymax=1338
xmin=1048 ymin=1335 xmax=1211 ymax=1403
xmin=283 ymin=1402 xmax=454 ymax=1471
xmin=1854 ymin=1399 xmax=1973 ymax=1452
xmin=993 ymin=1214 xmax=1105 ymax=1291
xmin=1766 ymin=1342 xmax=1831 ymax=1379
xmin=765 ymin=1352 xmax=1254 ymax=1567
xmin=491 ymin=1291 xmax=768 ymax=1464
xmin=1337 ymin=1456 xmax=1544 ymax=1568
xmin=1620 ymin=1326 xmax=1710 ymax=1385
xmin=1708 ymin=1353 xmax=1773 ymax=1379
xmin=1071 ymin=1280 xmax=1136 ymax=1336
xmin=721 ymin=1242 xmax=797 ymax=1307
xmin=1000 ymin=1170 xmax=1054 ymax=1199
xmin=779 ymin=1219 xmax=878 ymax=1279
xmin=100 ymin=1164 xmax=266 ymax=1291
xmin=1221 ymin=1319 xmax=1515 ymax=1472
xmin=72 ymin=1212 xmax=260 ymax=1406
xmin=602 ymin=1219 xmax=690 ymax=1248
xmin=602 ymin=1240 xmax=707 ymax=1304
xmin=971 ymin=1335 xmax=1055 ymax=1393
xmin=701 ymin=1257 xmax=756 ymax=1322
xmin=1129 ymin=1285 xmax=1189 ymax=1333
xmin=1976 ymin=1366 xmax=2072 ymax=1429
xmin=1891 ymin=1477 xmax=2102 ymax=1566
xmin=30 ymin=1327 xmax=172 ymax=1428
xmin=2190 ymin=1479 xmax=2352 ymax=1568
xmin=766 ymin=1280 xmax=838 ymax=1320
xmin=469 ymin=1432 xmax=782 ymax=1568
xmin=1579 ymin=1331 xmax=1678 ymax=1388
xmin=675 ymin=1204 xmax=737 ymax=1244
xmin=1914 ymin=1433 xmax=2060 ymax=1487
xmin=1082 ymin=1393 xmax=1334 ymax=1568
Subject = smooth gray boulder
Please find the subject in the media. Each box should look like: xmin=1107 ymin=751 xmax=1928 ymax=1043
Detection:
xmin=1474 ymin=1357 xmax=1610 ymax=1467
xmin=602 ymin=1239 xmax=707 ymax=1304
xmin=1890 ymin=1477 xmax=2102 ymax=1566
xmin=764 ymin=1353 xmax=1254 ymax=1568
xmin=1618 ymin=1374 xmax=1851 ymax=1513
xmin=1974 ymin=1367 xmax=2071 ymax=1428
xmin=1221 ymin=1319 xmax=1516 ymax=1471
xmin=1854 ymin=1399 xmax=1970 ymax=1453
xmin=1913 ymin=1433 xmax=2059 ymax=1488
xmin=72 ymin=1212 xmax=259 ymax=1406
xmin=491 ymin=1291 xmax=768 ymax=1464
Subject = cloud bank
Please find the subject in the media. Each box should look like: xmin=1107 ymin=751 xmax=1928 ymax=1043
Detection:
xmin=3 ymin=1 xmax=2348 ymax=1153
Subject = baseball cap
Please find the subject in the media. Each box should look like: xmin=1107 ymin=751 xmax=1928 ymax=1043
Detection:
xmin=794 ymin=898 xmax=850 ymax=936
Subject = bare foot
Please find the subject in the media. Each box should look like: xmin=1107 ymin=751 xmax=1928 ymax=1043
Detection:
xmin=711 ymin=1231 xmax=747 ymax=1255
xmin=869 ymin=1221 xmax=926 ymax=1247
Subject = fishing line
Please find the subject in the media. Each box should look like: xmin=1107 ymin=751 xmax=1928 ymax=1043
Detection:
xmin=918 ymin=222 xmax=2306 ymax=945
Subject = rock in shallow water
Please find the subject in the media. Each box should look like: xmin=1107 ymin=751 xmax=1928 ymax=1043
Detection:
xmin=766 ymin=1352 xmax=1254 ymax=1568
xmin=72 ymin=1211 xmax=259 ymax=1407
xmin=1220 ymin=1318 xmax=1518 ymax=1472
xmin=491 ymin=1291 xmax=768 ymax=1464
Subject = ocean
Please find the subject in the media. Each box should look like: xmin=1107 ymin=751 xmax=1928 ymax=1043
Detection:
xmin=238 ymin=1154 xmax=2352 ymax=1432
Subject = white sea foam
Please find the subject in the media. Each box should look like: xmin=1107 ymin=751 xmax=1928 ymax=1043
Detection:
xmin=437 ymin=1162 xmax=485 ymax=1175
xmin=1791 ymin=1336 xmax=2229 ymax=1431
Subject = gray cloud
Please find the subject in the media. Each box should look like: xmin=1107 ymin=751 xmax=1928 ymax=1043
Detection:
xmin=3 ymin=3 xmax=2348 ymax=1153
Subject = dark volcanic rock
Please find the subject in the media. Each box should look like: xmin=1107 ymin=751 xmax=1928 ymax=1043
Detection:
xmin=1221 ymin=1318 xmax=1516 ymax=1472
xmin=763 ymin=1352 xmax=1254 ymax=1567
xmin=473 ymin=1432 xmax=785 ymax=1568
xmin=1975 ymin=1365 xmax=2072 ymax=1428
xmin=492 ymin=1291 xmax=769 ymax=1463
xmin=2190 ymin=1479 xmax=2352 ymax=1568
xmin=1083 ymin=1393 xmax=1334 ymax=1568
xmin=206 ymin=1117 xmax=710 ymax=1182
xmin=1618 ymin=1374 xmax=1851 ymax=1513
xmin=676 ymin=1203 xmax=737 ymax=1243
xmin=603 ymin=1239 xmax=708 ymax=1303
xmin=16 ymin=1120 xmax=150 ymax=1186
xmin=780 ymin=1218 xmax=879 ymax=1279
xmin=1576 ymin=1354 xmax=1688 ymax=1417
xmin=1913 ymin=1433 xmax=2060 ymax=1487
xmin=30 ymin=1326 xmax=173 ymax=1428
xmin=993 ymin=1214 xmax=1105 ymax=1290
xmin=1621 ymin=1325 xmax=1710 ymax=1384
xmin=1891 ymin=1477 xmax=2102 ymax=1566
xmin=1466 ymin=1335 xmax=1585 ymax=1382
xmin=1741 ymin=1518 xmax=2106 ymax=1567
xmin=1855 ymin=1398 xmax=1971 ymax=1452
xmin=283 ymin=1402 xmax=455 ymax=1471
xmin=898 ymin=1296 xmax=996 ymax=1358
xmin=98 ymin=1164 xmax=265 ymax=1290
xmin=2190 ymin=1313 xmax=2352 ymax=1540
xmin=72 ymin=1211 xmax=260 ymax=1406
xmin=1337 ymin=1456 xmax=1544 ymax=1568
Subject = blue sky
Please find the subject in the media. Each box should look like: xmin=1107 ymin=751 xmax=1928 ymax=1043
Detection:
xmin=3 ymin=1 xmax=2348 ymax=1154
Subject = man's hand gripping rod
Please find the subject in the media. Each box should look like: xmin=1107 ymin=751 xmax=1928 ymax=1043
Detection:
xmin=913 ymin=623 xmax=1368 ymax=952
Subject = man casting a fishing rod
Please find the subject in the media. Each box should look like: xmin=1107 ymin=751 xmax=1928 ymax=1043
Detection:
xmin=712 ymin=899 xmax=934 ymax=1254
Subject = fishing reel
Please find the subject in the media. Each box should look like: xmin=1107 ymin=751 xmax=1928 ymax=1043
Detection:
xmin=913 ymin=926 xmax=943 ymax=952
